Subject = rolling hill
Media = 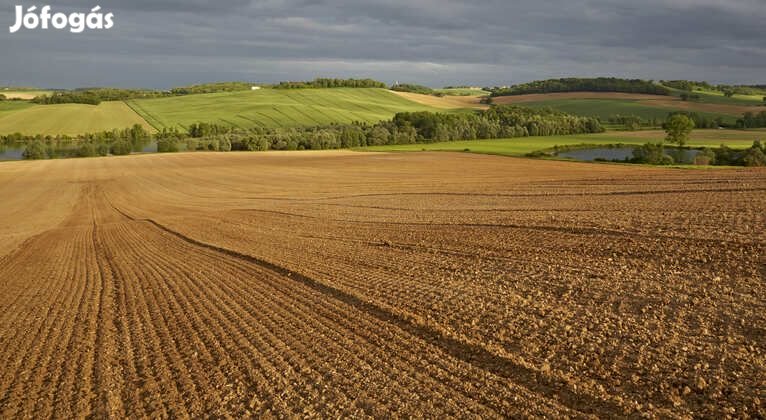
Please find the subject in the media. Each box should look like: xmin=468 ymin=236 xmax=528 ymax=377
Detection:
xmin=126 ymin=88 xmax=440 ymax=130
xmin=491 ymin=92 xmax=758 ymax=125
xmin=0 ymin=101 xmax=154 ymax=136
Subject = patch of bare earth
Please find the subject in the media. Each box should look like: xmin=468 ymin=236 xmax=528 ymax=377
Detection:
xmin=0 ymin=151 xmax=764 ymax=418
xmin=390 ymin=90 xmax=488 ymax=109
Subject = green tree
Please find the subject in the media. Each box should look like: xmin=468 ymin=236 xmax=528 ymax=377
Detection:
xmin=23 ymin=140 xmax=47 ymax=160
xmin=110 ymin=140 xmax=132 ymax=155
xmin=664 ymin=114 xmax=695 ymax=148
xmin=741 ymin=146 xmax=766 ymax=167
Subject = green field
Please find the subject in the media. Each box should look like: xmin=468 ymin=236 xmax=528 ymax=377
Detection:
xmin=665 ymin=87 xmax=765 ymax=106
xmin=0 ymin=102 xmax=154 ymax=136
xmin=361 ymin=129 xmax=761 ymax=157
xmin=127 ymin=88 xmax=439 ymax=130
xmin=0 ymin=101 xmax=34 ymax=116
xmin=516 ymin=98 xmax=738 ymax=124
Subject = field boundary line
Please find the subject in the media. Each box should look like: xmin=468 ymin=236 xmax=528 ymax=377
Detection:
xmin=123 ymin=100 xmax=160 ymax=131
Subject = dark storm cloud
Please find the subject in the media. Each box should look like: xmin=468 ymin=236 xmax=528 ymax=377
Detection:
xmin=0 ymin=0 xmax=763 ymax=88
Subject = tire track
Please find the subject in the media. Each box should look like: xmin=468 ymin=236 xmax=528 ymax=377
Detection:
xmin=105 ymin=197 xmax=625 ymax=417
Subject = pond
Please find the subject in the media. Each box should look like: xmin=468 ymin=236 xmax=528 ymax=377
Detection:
xmin=0 ymin=142 xmax=161 ymax=161
xmin=0 ymin=147 xmax=24 ymax=161
xmin=557 ymin=146 xmax=700 ymax=163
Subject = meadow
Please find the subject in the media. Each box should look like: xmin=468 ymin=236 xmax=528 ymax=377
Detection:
xmin=0 ymin=101 xmax=153 ymax=136
xmin=362 ymin=129 xmax=762 ymax=157
xmin=127 ymin=88 xmax=439 ymax=130
xmin=503 ymin=98 xmax=738 ymax=124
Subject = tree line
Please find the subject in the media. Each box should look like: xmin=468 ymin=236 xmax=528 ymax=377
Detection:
xmin=488 ymin=78 xmax=670 ymax=97
xmin=16 ymin=125 xmax=152 ymax=159
xmin=661 ymin=80 xmax=766 ymax=97
xmin=737 ymin=111 xmax=766 ymax=128
xmin=273 ymin=78 xmax=387 ymax=89
xmin=390 ymin=84 xmax=436 ymax=95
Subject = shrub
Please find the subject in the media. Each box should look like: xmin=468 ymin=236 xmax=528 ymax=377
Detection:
xmin=741 ymin=146 xmax=766 ymax=167
xmin=693 ymin=148 xmax=716 ymax=165
xmin=110 ymin=140 xmax=132 ymax=155
xmin=632 ymin=142 xmax=674 ymax=165
xmin=157 ymin=139 xmax=179 ymax=153
xmin=23 ymin=141 xmax=48 ymax=160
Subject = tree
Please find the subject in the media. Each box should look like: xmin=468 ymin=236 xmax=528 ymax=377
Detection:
xmin=664 ymin=114 xmax=695 ymax=148
xmin=110 ymin=140 xmax=132 ymax=155
xmin=723 ymin=89 xmax=735 ymax=98
xmin=23 ymin=141 xmax=47 ymax=160
xmin=741 ymin=146 xmax=766 ymax=167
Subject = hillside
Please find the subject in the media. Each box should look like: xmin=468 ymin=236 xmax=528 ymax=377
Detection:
xmin=491 ymin=92 xmax=758 ymax=124
xmin=127 ymin=88 xmax=440 ymax=130
xmin=0 ymin=101 xmax=154 ymax=136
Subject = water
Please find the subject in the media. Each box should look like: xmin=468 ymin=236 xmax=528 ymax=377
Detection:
xmin=0 ymin=147 xmax=24 ymax=161
xmin=0 ymin=141 xmax=161 ymax=161
xmin=557 ymin=146 xmax=700 ymax=163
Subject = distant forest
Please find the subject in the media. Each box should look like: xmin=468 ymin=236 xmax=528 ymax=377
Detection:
xmin=488 ymin=78 xmax=671 ymax=97
xmin=29 ymin=79 xmax=390 ymax=104
xmin=661 ymin=80 xmax=766 ymax=97
xmin=272 ymin=78 xmax=387 ymax=89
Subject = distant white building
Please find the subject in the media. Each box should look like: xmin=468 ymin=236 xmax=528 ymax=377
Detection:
xmin=251 ymin=86 xmax=261 ymax=90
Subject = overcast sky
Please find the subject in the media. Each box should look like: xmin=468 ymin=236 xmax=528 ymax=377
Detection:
xmin=0 ymin=0 xmax=763 ymax=89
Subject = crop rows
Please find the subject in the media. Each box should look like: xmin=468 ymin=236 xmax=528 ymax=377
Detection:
xmin=0 ymin=152 xmax=763 ymax=417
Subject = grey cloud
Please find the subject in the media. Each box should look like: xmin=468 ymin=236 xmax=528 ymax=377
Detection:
xmin=0 ymin=0 xmax=763 ymax=88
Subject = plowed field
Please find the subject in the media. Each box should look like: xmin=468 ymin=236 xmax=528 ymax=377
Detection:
xmin=0 ymin=152 xmax=764 ymax=418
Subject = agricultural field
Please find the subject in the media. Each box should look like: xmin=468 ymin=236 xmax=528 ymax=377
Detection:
xmin=0 ymin=151 xmax=763 ymax=418
xmin=127 ymin=88 xmax=439 ymax=130
xmin=0 ymin=102 xmax=154 ymax=136
xmin=364 ymin=129 xmax=762 ymax=157
xmin=389 ymin=90 xmax=486 ymax=109
xmin=0 ymin=90 xmax=53 ymax=100
xmin=664 ymin=87 xmax=766 ymax=106
xmin=492 ymin=92 xmax=761 ymax=123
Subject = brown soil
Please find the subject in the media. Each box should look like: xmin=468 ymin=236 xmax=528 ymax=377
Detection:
xmin=390 ymin=90 xmax=488 ymax=109
xmin=493 ymin=92 xmax=760 ymax=116
xmin=0 ymin=151 xmax=764 ymax=418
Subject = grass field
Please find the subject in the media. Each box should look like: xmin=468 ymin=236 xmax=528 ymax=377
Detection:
xmin=504 ymin=98 xmax=740 ymax=124
xmin=0 ymin=101 xmax=154 ymax=136
xmin=0 ymin=101 xmax=34 ymax=116
xmin=362 ymin=129 xmax=762 ymax=156
xmin=127 ymin=88 xmax=440 ymax=130
xmin=0 ymin=152 xmax=763 ymax=418
xmin=665 ymin=86 xmax=766 ymax=106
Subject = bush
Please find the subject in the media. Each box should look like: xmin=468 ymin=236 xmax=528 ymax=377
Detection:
xmin=157 ymin=139 xmax=179 ymax=153
xmin=693 ymin=148 xmax=716 ymax=165
xmin=23 ymin=141 xmax=48 ymax=160
xmin=632 ymin=143 xmax=674 ymax=165
xmin=110 ymin=140 xmax=132 ymax=155
xmin=76 ymin=143 xmax=97 ymax=157
xmin=741 ymin=146 xmax=766 ymax=167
